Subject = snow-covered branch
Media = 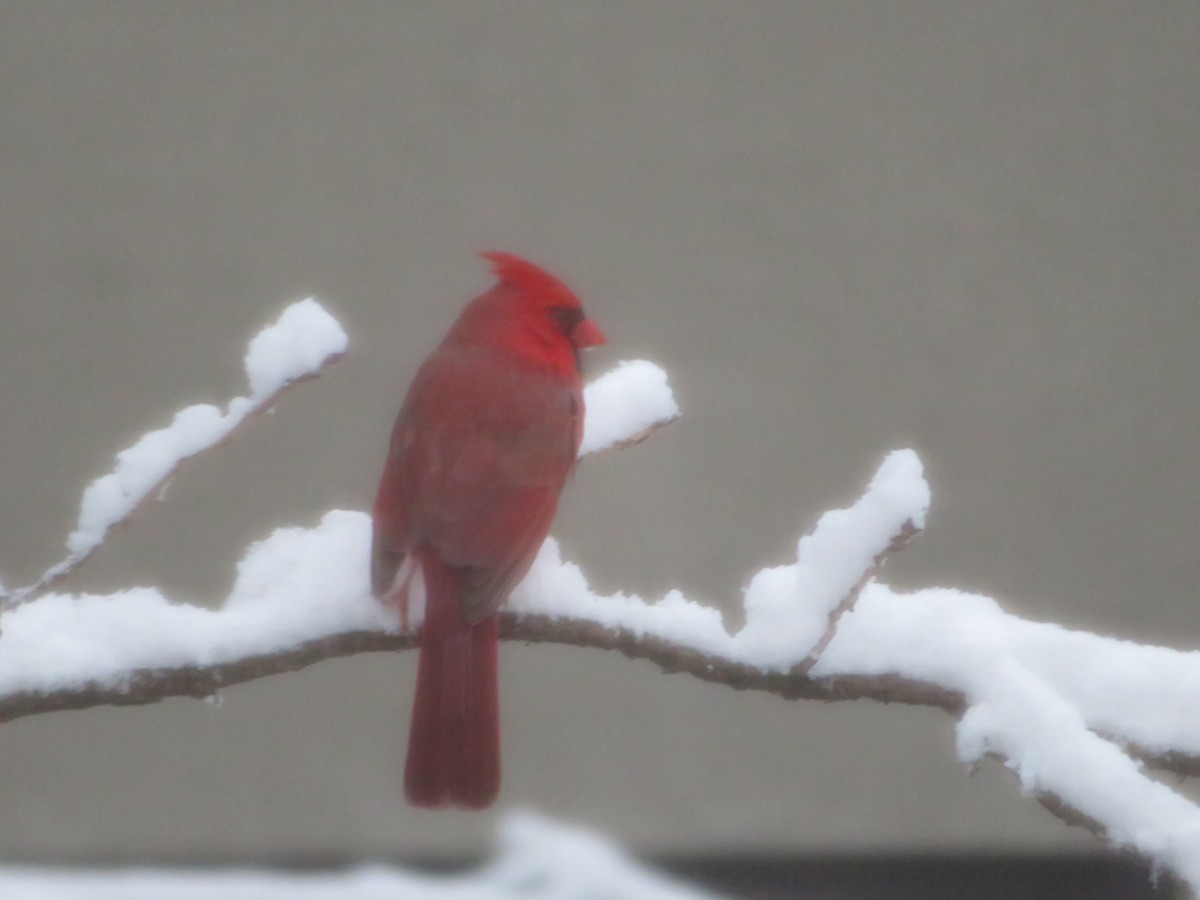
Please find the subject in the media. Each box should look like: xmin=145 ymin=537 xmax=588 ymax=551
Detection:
xmin=5 ymin=300 xmax=1200 ymax=893
xmin=3 ymin=300 xmax=349 ymax=610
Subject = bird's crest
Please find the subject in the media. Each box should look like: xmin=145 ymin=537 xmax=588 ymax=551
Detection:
xmin=482 ymin=252 xmax=581 ymax=308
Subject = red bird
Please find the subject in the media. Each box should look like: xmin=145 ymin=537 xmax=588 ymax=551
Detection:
xmin=371 ymin=253 xmax=605 ymax=809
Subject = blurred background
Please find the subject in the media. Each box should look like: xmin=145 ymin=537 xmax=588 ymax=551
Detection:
xmin=1 ymin=1 xmax=1197 ymax=896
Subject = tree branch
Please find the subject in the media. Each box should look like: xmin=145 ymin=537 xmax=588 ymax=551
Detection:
xmin=7 ymin=362 xmax=344 ymax=611
xmin=5 ymin=299 xmax=350 ymax=611
xmin=0 ymin=509 xmax=925 ymax=725
xmin=2 ymin=530 xmax=1197 ymax=889
xmin=0 ymin=600 xmax=1146 ymax=861
xmin=795 ymin=519 xmax=921 ymax=675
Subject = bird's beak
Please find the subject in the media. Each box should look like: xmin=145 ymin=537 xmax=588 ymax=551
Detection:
xmin=572 ymin=317 xmax=606 ymax=349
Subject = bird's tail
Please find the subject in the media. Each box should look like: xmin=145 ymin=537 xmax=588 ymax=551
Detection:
xmin=403 ymin=553 xmax=500 ymax=810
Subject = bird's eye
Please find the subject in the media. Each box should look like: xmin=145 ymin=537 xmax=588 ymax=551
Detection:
xmin=550 ymin=306 xmax=585 ymax=335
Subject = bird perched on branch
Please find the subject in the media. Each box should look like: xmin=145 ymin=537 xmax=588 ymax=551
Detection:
xmin=371 ymin=253 xmax=605 ymax=809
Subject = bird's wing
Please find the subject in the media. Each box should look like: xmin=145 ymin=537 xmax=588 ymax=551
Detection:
xmin=370 ymin=346 xmax=581 ymax=618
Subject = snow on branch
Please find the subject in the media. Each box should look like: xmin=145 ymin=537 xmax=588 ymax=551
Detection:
xmin=3 ymin=299 xmax=349 ymax=609
xmin=3 ymin=301 xmax=1200 ymax=893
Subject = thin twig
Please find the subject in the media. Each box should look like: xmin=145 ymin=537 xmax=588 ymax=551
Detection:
xmin=795 ymin=519 xmax=921 ymax=675
xmin=4 ymin=356 xmax=344 ymax=611
xmin=585 ymin=416 xmax=681 ymax=457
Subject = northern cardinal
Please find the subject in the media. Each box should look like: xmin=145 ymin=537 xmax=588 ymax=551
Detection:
xmin=371 ymin=253 xmax=605 ymax=810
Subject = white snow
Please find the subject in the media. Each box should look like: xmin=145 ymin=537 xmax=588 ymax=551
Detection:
xmin=731 ymin=448 xmax=927 ymax=668
xmin=511 ymin=449 xmax=929 ymax=669
xmin=243 ymin=298 xmax=348 ymax=399
xmin=64 ymin=299 xmax=347 ymax=559
xmin=953 ymin=661 xmax=1200 ymax=887
xmin=579 ymin=359 xmax=679 ymax=456
xmin=814 ymin=584 xmax=1200 ymax=756
xmin=0 ymin=811 xmax=719 ymax=900
xmin=812 ymin=584 xmax=1200 ymax=884
xmin=0 ymin=512 xmax=385 ymax=694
